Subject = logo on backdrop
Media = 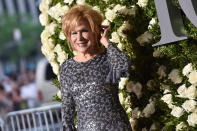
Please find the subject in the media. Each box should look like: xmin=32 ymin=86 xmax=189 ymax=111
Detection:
xmin=153 ymin=0 xmax=197 ymax=47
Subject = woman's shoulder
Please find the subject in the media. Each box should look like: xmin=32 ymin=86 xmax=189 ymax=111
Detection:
xmin=60 ymin=58 xmax=74 ymax=71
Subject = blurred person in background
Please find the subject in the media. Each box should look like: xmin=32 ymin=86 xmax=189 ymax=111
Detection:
xmin=0 ymin=83 xmax=12 ymax=120
xmin=20 ymin=76 xmax=40 ymax=108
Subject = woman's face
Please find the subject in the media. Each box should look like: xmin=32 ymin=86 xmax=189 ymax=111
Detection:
xmin=70 ymin=20 xmax=95 ymax=54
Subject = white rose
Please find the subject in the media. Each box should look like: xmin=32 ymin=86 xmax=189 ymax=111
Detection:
xmin=41 ymin=29 xmax=51 ymax=44
xmin=41 ymin=44 xmax=54 ymax=57
xmin=102 ymin=19 xmax=110 ymax=26
xmin=132 ymin=82 xmax=142 ymax=99
xmin=182 ymin=100 xmax=197 ymax=113
xmin=50 ymin=61 xmax=60 ymax=75
xmin=146 ymin=79 xmax=156 ymax=90
xmin=171 ymin=106 xmax=184 ymax=118
xmin=39 ymin=0 xmax=51 ymax=13
xmin=176 ymin=122 xmax=186 ymax=131
xmin=92 ymin=6 xmax=101 ymax=13
xmin=188 ymin=70 xmax=197 ymax=85
xmin=46 ymin=51 xmax=56 ymax=63
xmin=113 ymin=4 xmax=123 ymax=12
xmin=64 ymin=0 xmax=74 ymax=5
xmin=161 ymin=94 xmax=173 ymax=105
xmin=185 ymin=85 xmax=197 ymax=99
xmin=119 ymin=92 xmax=124 ymax=104
xmin=117 ymin=21 xmax=132 ymax=38
xmin=130 ymin=118 xmax=137 ymax=130
xmin=153 ymin=50 xmax=161 ymax=57
xmin=168 ymin=69 xmax=182 ymax=84
xmin=187 ymin=113 xmax=197 ymax=127
xmin=48 ymin=3 xmax=61 ymax=20
xmin=45 ymin=38 xmax=55 ymax=49
xmin=157 ymin=65 xmax=166 ymax=79
xmin=119 ymin=5 xmax=137 ymax=16
xmin=39 ymin=13 xmax=49 ymax=26
xmin=142 ymin=101 xmax=155 ymax=118
xmin=132 ymin=107 xmax=141 ymax=119
xmin=149 ymin=122 xmax=158 ymax=131
xmin=57 ymin=52 xmax=68 ymax=65
xmin=46 ymin=22 xmax=57 ymax=35
xmin=59 ymin=31 xmax=66 ymax=40
xmin=105 ymin=8 xmax=116 ymax=22
xmin=161 ymin=84 xmax=171 ymax=94
xmin=126 ymin=81 xmax=135 ymax=92
xmin=125 ymin=96 xmax=131 ymax=106
xmin=110 ymin=32 xmax=120 ymax=43
xmin=102 ymin=0 xmax=109 ymax=3
xmin=148 ymin=18 xmax=156 ymax=29
xmin=57 ymin=90 xmax=61 ymax=99
xmin=182 ymin=63 xmax=193 ymax=76
xmin=117 ymin=43 xmax=123 ymax=51
xmin=136 ymin=31 xmax=153 ymax=46
xmin=54 ymin=44 xmax=63 ymax=53
xmin=48 ymin=4 xmax=69 ymax=23
xmin=76 ymin=0 xmax=86 ymax=5
xmin=126 ymin=107 xmax=132 ymax=114
xmin=119 ymin=77 xmax=129 ymax=89
xmin=137 ymin=0 xmax=148 ymax=8
xmin=142 ymin=128 xmax=148 ymax=131
xmin=177 ymin=84 xmax=187 ymax=98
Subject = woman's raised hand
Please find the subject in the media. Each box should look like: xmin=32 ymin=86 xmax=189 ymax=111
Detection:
xmin=100 ymin=25 xmax=111 ymax=48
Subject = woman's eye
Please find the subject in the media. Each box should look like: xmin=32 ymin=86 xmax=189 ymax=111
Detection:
xmin=82 ymin=29 xmax=88 ymax=32
xmin=71 ymin=32 xmax=77 ymax=35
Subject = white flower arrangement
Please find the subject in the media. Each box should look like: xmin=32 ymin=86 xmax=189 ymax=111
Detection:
xmin=136 ymin=31 xmax=153 ymax=46
xmin=160 ymin=63 xmax=197 ymax=128
xmin=187 ymin=113 xmax=197 ymax=127
xmin=142 ymin=100 xmax=155 ymax=118
xmin=157 ymin=65 xmax=167 ymax=79
xmin=176 ymin=122 xmax=186 ymax=131
xmin=119 ymin=77 xmax=129 ymax=89
xmin=137 ymin=0 xmax=149 ymax=8
xmin=182 ymin=63 xmax=193 ymax=76
xmin=171 ymin=106 xmax=184 ymax=118
xmin=168 ymin=69 xmax=182 ymax=84
xmin=188 ymin=71 xmax=197 ymax=85
xmin=148 ymin=18 xmax=156 ymax=29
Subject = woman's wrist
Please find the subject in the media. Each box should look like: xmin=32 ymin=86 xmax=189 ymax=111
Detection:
xmin=102 ymin=39 xmax=110 ymax=48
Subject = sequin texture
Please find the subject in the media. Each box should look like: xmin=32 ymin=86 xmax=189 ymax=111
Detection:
xmin=60 ymin=42 xmax=132 ymax=131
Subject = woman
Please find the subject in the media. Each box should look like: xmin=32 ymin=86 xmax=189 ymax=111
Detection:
xmin=60 ymin=5 xmax=132 ymax=131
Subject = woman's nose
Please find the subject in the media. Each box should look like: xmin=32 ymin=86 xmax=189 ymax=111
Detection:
xmin=77 ymin=32 xmax=83 ymax=40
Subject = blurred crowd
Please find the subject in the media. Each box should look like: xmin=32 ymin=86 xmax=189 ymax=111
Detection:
xmin=0 ymin=70 xmax=41 ymax=120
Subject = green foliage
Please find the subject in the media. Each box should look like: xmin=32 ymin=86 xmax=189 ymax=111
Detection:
xmin=0 ymin=14 xmax=43 ymax=61
xmin=44 ymin=0 xmax=197 ymax=130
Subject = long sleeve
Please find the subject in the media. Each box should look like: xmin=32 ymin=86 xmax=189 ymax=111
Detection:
xmin=60 ymin=63 xmax=76 ymax=131
xmin=105 ymin=42 xmax=131 ymax=84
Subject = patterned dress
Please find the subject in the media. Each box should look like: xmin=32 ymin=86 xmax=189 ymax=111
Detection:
xmin=60 ymin=42 xmax=132 ymax=131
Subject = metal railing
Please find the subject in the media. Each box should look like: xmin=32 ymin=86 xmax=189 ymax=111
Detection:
xmin=1 ymin=104 xmax=61 ymax=131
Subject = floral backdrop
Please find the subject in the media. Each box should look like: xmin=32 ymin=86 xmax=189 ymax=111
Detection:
xmin=39 ymin=0 xmax=197 ymax=130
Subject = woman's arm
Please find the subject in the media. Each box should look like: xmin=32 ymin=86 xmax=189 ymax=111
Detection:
xmin=107 ymin=42 xmax=131 ymax=71
xmin=105 ymin=42 xmax=131 ymax=84
xmin=60 ymin=63 xmax=76 ymax=131
xmin=100 ymin=26 xmax=131 ymax=84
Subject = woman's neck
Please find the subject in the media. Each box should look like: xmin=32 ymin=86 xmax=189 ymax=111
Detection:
xmin=74 ymin=48 xmax=104 ymax=62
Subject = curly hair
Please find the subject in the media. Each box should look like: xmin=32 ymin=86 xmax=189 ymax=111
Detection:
xmin=61 ymin=5 xmax=103 ymax=51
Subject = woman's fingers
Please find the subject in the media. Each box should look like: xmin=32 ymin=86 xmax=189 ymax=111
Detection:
xmin=101 ymin=25 xmax=111 ymax=37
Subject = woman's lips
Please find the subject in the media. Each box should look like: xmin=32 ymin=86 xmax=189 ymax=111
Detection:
xmin=77 ymin=42 xmax=87 ymax=46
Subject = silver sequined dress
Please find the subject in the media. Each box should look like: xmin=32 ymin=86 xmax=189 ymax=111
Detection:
xmin=60 ymin=42 xmax=132 ymax=131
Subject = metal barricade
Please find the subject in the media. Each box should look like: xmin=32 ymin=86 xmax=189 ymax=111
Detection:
xmin=0 ymin=117 xmax=5 ymax=131
xmin=3 ymin=104 xmax=61 ymax=131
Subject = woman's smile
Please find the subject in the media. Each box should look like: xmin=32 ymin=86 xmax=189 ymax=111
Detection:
xmin=70 ymin=20 xmax=95 ymax=54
